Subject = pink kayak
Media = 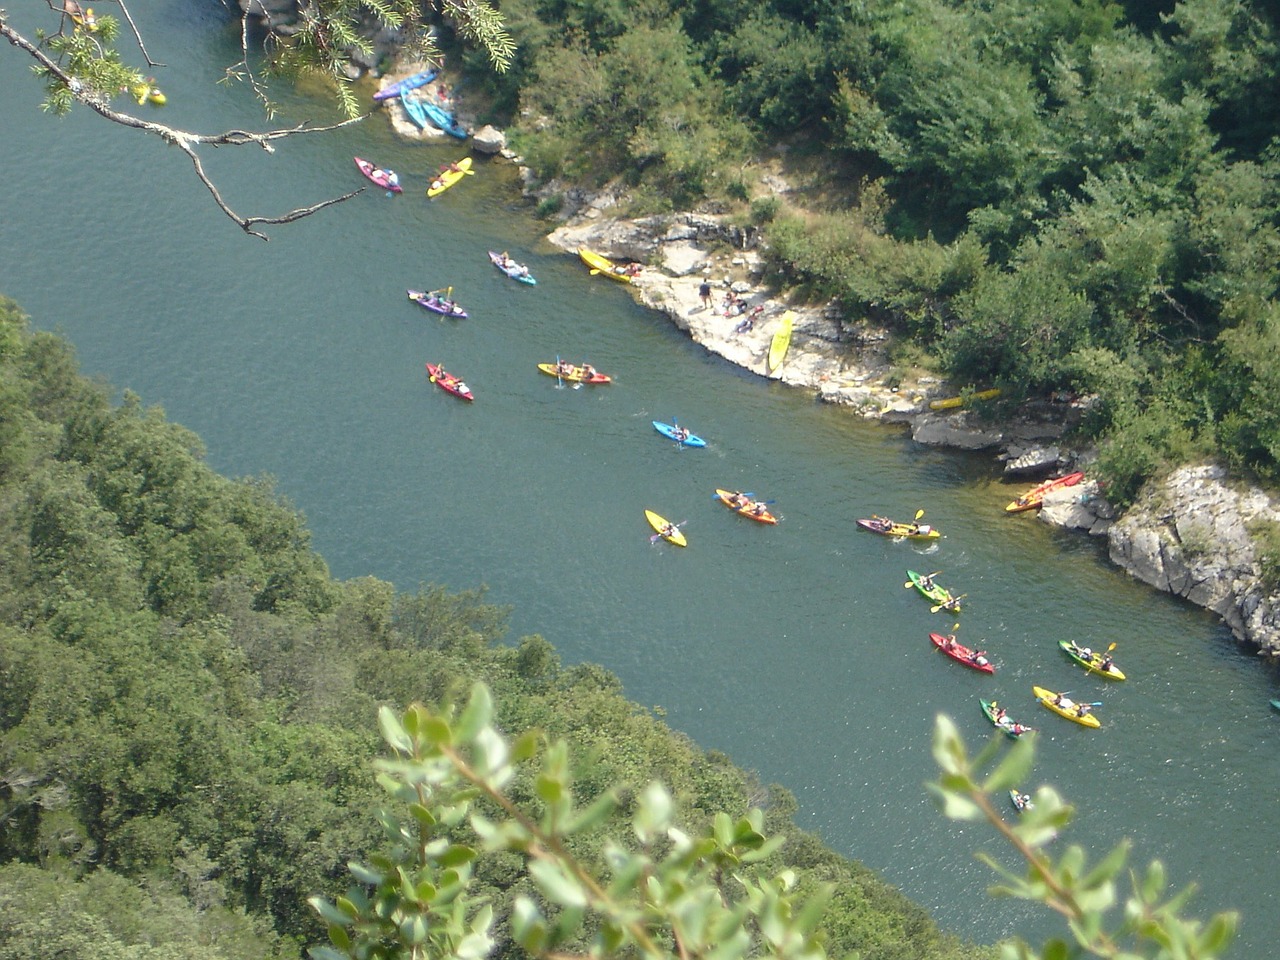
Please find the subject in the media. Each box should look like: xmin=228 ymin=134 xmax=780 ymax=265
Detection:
xmin=354 ymin=157 xmax=402 ymax=193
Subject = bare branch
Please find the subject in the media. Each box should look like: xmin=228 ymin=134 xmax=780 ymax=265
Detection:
xmin=114 ymin=0 xmax=165 ymax=68
xmin=1 ymin=15 xmax=369 ymax=240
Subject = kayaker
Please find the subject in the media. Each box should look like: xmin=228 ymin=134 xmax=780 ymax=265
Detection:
xmin=730 ymin=492 xmax=750 ymax=508
xmin=1076 ymin=703 xmax=1092 ymax=718
xmin=751 ymin=501 xmax=768 ymax=517
xmin=919 ymin=573 xmax=936 ymax=590
xmin=1100 ymin=654 xmax=1115 ymax=671
xmin=660 ymin=523 xmax=678 ymax=539
xmin=972 ymin=650 xmax=989 ymax=667
xmin=580 ymin=363 xmax=596 ymax=379
xmin=993 ymin=705 xmax=1008 ymax=724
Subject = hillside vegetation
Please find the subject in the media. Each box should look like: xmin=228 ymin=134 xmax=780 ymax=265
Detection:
xmin=458 ymin=0 xmax=1280 ymax=504
xmin=0 ymin=295 xmax=985 ymax=959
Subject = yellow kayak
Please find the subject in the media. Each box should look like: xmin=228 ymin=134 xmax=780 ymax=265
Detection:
xmin=579 ymin=248 xmax=637 ymax=283
xmin=768 ymin=311 xmax=794 ymax=373
xmin=1033 ymin=686 xmax=1101 ymax=728
xmin=929 ymin=388 xmax=1001 ymax=411
xmin=645 ymin=510 xmax=687 ymax=547
xmin=427 ymin=157 xmax=472 ymax=198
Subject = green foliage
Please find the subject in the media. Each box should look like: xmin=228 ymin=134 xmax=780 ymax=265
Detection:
xmin=1246 ymin=517 xmax=1280 ymax=590
xmin=928 ymin=716 xmax=1237 ymax=959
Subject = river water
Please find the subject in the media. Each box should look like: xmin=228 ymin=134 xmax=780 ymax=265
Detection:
xmin=3 ymin=3 xmax=1278 ymax=955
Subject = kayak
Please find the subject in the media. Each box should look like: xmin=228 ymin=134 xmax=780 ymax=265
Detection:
xmin=1006 ymin=471 xmax=1086 ymax=513
xmin=906 ymin=569 xmax=959 ymax=610
xmin=374 ymin=68 xmax=438 ymax=102
xmin=856 ymin=516 xmax=941 ymax=539
xmin=1272 ymin=699 xmax=1280 ymax=712
xmin=928 ymin=388 xmax=1001 ymax=411
xmin=1058 ymin=640 xmax=1126 ymax=680
xmin=1009 ymin=789 xmax=1034 ymax=812
xmin=131 ymin=83 xmax=166 ymax=105
xmin=537 ymin=363 xmax=611 ymax=384
xmin=425 ymin=363 xmax=474 ymax=402
xmin=645 ymin=510 xmax=687 ymax=547
xmin=981 ymin=699 xmax=1033 ymax=738
xmin=714 ymin=489 xmax=778 ymax=525
xmin=489 ymin=251 xmax=536 ymax=285
xmin=419 ymin=98 xmax=468 ymax=138
xmin=1032 ymin=685 xmax=1101 ymax=728
xmin=408 ymin=290 xmax=469 ymax=318
xmin=579 ymin=248 xmax=637 ymax=283
xmin=768 ymin=311 xmax=794 ymax=373
xmin=354 ymin=157 xmax=402 ymax=193
xmin=427 ymin=158 xmax=473 ymax=198
xmin=652 ymin=420 xmax=706 ymax=447
xmin=65 ymin=1 xmax=98 ymax=31
xmin=928 ymin=633 xmax=994 ymax=673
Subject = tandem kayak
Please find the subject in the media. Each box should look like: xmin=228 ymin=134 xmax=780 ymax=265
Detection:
xmin=714 ymin=489 xmax=778 ymax=525
xmin=1033 ymin=686 xmax=1101 ymax=728
xmin=420 ymin=98 xmax=468 ymax=138
xmin=1058 ymin=640 xmax=1126 ymax=680
xmin=488 ymin=251 xmax=536 ymax=284
xmin=768 ymin=311 xmax=794 ymax=373
xmin=856 ymin=516 xmax=941 ymax=539
xmin=1010 ymin=789 xmax=1034 ymax=812
xmin=427 ymin=157 xmax=473 ymax=198
xmin=906 ymin=569 xmax=959 ymax=610
xmin=354 ymin=157 xmax=402 ymax=193
xmin=652 ymin=420 xmax=706 ymax=447
xmin=645 ymin=510 xmax=687 ymax=547
xmin=374 ymin=68 xmax=439 ymax=102
xmin=537 ymin=362 xmax=611 ymax=384
xmin=407 ymin=289 xmax=469 ymax=318
xmin=579 ymin=248 xmax=638 ymax=282
xmin=1006 ymin=471 xmax=1086 ymax=513
xmin=425 ymin=363 xmax=473 ymax=402
xmin=929 ymin=633 xmax=994 ymax=673
xmin=981 ymin=699 xmax=1034 ymax=738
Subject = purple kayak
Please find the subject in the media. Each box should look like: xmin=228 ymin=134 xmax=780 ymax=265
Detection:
xmin=407 ymin=289 xmax=468 ymax=319
xmin=373 ymin=68 xmax=439 ymax=102
xmin=354 ymin=157 xmax=401 ymax=193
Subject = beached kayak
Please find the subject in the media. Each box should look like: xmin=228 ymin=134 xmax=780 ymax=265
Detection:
xmin=354 ymin=157 xmax=402 ymax=193
xmin=1006 ymin=471 xmax=1086 ymax=513
xmin=652 ymin=420 xmax=706 ymax=447
xmin=374 ymin=68 xmax=438 ymax=102
xmin=1033 ymin=685 xmax=1101 ymax=728
xmin=579 ymin=248 xmax=638 ymax=282
xmin=714 ymin=489 xmax=778 ymax=524
xmin=929 ymin=633 xmax=994 ymax=673
xmin=407 ymin=289 xmax=468 ymax=318
xmin=856 ymin=516 xmax=941 ymax=539
xmin=537 ymin=363 xmax=611 ymax=384
xmin=906 ymin=569 xmax=959 ymax=610
xmin=425 ymin=363 xmax=473 ymax=402
xmin=768 ymin=311 xmax=794 ymax=373
xmin=645 ymin=510 xmax=687 ymax=547
xmin=928 ymin=388 xmax=1001 ymax=411
xmin=1058 ymin=640 xmax=1126 ymax=680
xmin=489 ymin=251 xmax=536 ymax=284
xmin=427 ymin=158 xmax=473 ymax=198
xmin=981 ymin=699 xmax=1034 ymax=738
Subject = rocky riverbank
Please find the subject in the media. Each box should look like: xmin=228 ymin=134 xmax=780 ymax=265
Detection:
xmin=539 ymin=206 xmax=1280 ymax=658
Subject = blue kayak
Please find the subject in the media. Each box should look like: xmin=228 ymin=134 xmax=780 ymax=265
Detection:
xmin=419 ymin=99 xmax=468 ymax=139
xmin=652 ymin=420 xmax=706 ymax=447
xmin=374 ymin=68 xmax=438 ymax=102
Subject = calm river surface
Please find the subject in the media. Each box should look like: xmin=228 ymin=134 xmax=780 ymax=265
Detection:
xmin=3 ymin=3 xmax=1278 ymax=954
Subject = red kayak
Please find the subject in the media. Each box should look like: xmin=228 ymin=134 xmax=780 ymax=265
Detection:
xmin=425 ymin=362 xmax=473 ymax=402
xmin=354 ymin=157 xmax=402 ymax=193
xmin=928 ymin=633 xmax=994 ymax=673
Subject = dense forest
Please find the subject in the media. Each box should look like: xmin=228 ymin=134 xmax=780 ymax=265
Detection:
xmin=0 ymin=296 xmax=985 ymax=959
xmin=447 ymin=0 xmax=1280 ymax=505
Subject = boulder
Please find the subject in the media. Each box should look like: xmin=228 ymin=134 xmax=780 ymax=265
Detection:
xmin=911 ymin=413 xmax=1004 ymax=450
xmin=472 ymin=125 xmax=506 ymax=154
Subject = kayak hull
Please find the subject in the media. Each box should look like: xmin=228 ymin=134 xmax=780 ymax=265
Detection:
xmin=425 ymin=363 xmax=474 ymax=402
xmin=537 ymin=363 xmax=611 ymax=384
xmin=374 ymin=68 xmax=439 ymax=102
xmin=1058 ymin=639 xmax=1126 ymax=680
xmin=929 ymin=388 xmax=1001 ymax=411
xmin=981 ymin=699 xmax=1033 ymax=738
xmin=907 ymin=569 xmax=956 ymax=607
xmin=1006 ymin=471 xmax=1086 ymax=513
xmin=427 ymin=157 xmax=473 ymax=198
xmin=645 ymin=509 xmax=687 ymax=547
xmin=488 ymin=251 xmax=536 ymax=284
xmin=714 ymin=489 xmax=778 ymax=524
xmin=1033 ymin=685 xmax=1101 ymax=728
xmin=354 ymin=157 xmax=402 ymax=193
xmin=928 ymin=633 xmax=994 ymax=673
xmin=856 ymin=516 xmax=941 ymax=539
xmin=768 ymin=311 xmax=794 ymax=373
xmin=652 ymin=420 xmax=706 ymax=447
xmin=579 ymin=248 xmax=635 ymax=283
xmin=408 ymin=290 xmax=468 ymax=318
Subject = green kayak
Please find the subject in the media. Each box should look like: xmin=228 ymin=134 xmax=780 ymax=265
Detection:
xmin=906 ymin=569 xmax=960 ymax=611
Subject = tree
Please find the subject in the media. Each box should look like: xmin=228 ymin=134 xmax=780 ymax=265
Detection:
xmin=0 ymin=2 xmax=512 ymax=238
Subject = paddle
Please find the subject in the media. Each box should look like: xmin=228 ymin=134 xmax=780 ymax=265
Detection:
xmin=554 ymin=354 xmax=564 ymax=389
xmin=649 ymin=520 xmax=688 ymax=543
xmin=672 ymin=418 xmax=685 ymax=450
xmin=930 ymin=593 xmax=967 ymax=613
xmin=712 ymin=491 xmax=755 ymax=501
xmin=905 ymin=570 xmax=942 ymax=589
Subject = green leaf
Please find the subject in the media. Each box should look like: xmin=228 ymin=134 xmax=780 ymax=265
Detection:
xmin=399 ymin=914 xmax=429 ymax=945
xmin=529 ymin=859 xmax=588 ymax=907
xmin=1081 ymin=839 xmax=1131 ymax=890
xmin=925 ymin=782 xmax=983 ymax=821
xmin=308 ymin=897 xmax=355 ymax=926
xmin=455 ymin=683 xmax=493 ymax=744
xmin=634 ymin=781 xmax=673 ymax=842
xmin=378 ymin=706 xmax=414 ymax=754
xmin=980 ymin=733 xmax=1035 ymax=793
xmin=565 ymin=790 xmax=618 ymax=835
xmin=1199 ymin=911 xmax=1238 ymax=954
xmin=309 ymin=947 xmax=350 ymax=960
xmin=422 ymin=715 xmax=453 ymax=747
xmin=931 ymin=714 xmax=969 ymax=776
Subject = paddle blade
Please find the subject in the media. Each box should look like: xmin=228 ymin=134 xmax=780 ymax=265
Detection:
xmin=915 ymin=509 xmax=926 ymax=520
